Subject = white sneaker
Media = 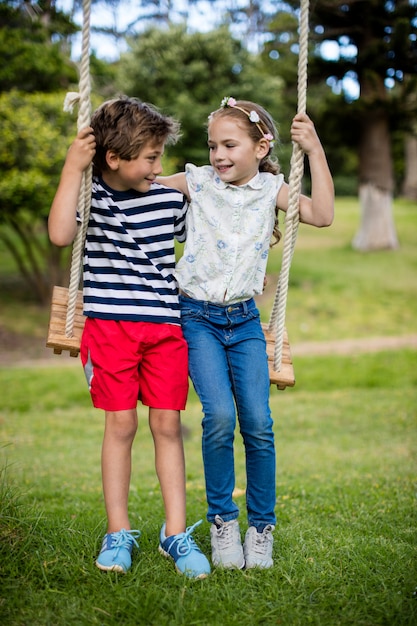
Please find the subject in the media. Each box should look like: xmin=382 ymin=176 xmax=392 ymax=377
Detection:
xmin=243 ymin=525 xmax=275 ymax=569
xmin=210 ymin=515 xmax=245 ymax=569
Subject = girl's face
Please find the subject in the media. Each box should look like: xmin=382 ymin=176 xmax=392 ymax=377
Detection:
xmin=207 ymin=117 xmax=268 ymax=186
xmin=102 ymin=140 xmax=165 ymax=193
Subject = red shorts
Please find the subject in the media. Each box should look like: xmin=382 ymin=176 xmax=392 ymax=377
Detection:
xmin=80 ymin=318 xmax=189 ymax=412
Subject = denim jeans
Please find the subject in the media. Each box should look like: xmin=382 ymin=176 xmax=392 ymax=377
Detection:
xmin=180 ymin=295 xmax=276 ymax=530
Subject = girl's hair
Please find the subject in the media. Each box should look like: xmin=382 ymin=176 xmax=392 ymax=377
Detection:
xmin=91 ymin=96 xmax=181 ymax=177
xmin=208 ymin=98 xmax=282 ymax=245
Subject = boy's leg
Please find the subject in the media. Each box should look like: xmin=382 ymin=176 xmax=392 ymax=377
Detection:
xmin=148 ymin=407 xmax=186 ymax=537
xmin=96 ymin=408 xmax=140 ymax=573
xmin=102 ymin=409 xmax=138 ymax=532
xmin=150 ymin=407 xmax=211 ymax=579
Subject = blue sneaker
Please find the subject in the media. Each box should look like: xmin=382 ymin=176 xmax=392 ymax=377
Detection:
xmin=158 ymin=520 xmax=211 ymax=579
xmin=96 ymin=528 xmax=141 ymax=573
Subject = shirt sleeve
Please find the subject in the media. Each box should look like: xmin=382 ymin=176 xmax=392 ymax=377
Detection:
xmin=174 ymin=195 xmax=188 ymax=243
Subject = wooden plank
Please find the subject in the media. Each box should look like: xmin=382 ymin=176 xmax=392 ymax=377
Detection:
xmin=46 ymin=287 xmax=296 ymax=388
xmin=46 ymin=286 xmax=84 ymax=357
xmin=261 ymin=323 xmax=295 ymax=390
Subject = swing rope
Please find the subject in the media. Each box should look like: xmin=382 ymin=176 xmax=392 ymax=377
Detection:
xmin=267 ymin=0 xmax=309 ymax=372
xmin=64 ymin=0 xmax=92 ymax=338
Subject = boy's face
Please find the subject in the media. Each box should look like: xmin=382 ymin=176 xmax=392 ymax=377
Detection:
xmin=102 ymin=140 xmax=165 ymax=193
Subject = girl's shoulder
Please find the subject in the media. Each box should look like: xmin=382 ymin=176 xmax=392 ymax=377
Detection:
xmin=185 ymin=163 xmax=214 ymax=182
xmin=258 ymin=171 xmax=285 ymax=193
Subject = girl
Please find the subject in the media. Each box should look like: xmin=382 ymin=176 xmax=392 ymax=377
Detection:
xmin=159 ymin=98 xmax=334 ymax=569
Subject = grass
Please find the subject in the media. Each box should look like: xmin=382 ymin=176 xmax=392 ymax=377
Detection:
xmin=0 ymin=197 xmax=416 ymax=624
xmin=1 ymin=360 xmax=416 ymax=625
xmin=259 ymin=197 xmax=417 ymax=342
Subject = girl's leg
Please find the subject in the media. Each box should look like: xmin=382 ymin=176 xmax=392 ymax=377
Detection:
xmin=228 ymin=333 xmax=276 ymax=529
xmin=182 ymin=312 xmax=239 ymax=524
xmin=149 ymin=407 xmax=186 ymax=537
xmin=101 ymin=409 xmax=138 ymax=532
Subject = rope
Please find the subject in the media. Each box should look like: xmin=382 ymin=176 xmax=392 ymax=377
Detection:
xmin=64 ymin=0 xmax=92 ymax=338
xmin=267 ymin=0 xmax=309 ymax=371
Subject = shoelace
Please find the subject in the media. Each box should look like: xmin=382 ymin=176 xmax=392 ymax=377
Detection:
xmin=248 ymin=526 xmax=273 ymax=556
xmin=215 ymin=522 xmax=237 ymax=549
xmin=166 ymin=519 xmax=202 ymax=557
xmin=109 ymin=528 xmax=141 ymax=556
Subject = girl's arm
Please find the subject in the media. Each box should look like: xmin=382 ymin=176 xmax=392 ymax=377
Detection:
xmin=156 ymin=173 xmax=189 ymax=199
xmin=48 ymin=127 xmax=96 ymax=247
xmin=277 ymin=113 xmax=334 ymax=227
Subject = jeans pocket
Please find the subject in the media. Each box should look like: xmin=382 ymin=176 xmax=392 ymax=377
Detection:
xmin=246 ymin=308 xmax=260 ymax=322
xmin=180 ymin=307 xmax=204 ymax=321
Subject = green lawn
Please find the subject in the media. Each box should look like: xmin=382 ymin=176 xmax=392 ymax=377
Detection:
xmin=0 ymin=198 xmax=416 ymax=625
xmin=1 ymin=356 xmax=416 ymax=625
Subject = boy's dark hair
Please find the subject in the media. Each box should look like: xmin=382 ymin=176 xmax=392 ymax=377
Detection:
xmin=91 ymin=96 xmax=181 ymax=176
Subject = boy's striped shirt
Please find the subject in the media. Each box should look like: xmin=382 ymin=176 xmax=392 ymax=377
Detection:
xmin=81 ymin=177 xmax=187 ymax=325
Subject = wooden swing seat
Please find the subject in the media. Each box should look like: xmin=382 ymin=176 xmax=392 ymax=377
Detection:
xmin=46 ymin=286 xmax=84 ymax=357
xmin=261 ymin=323 xmax=295 ymax=390
xmin=46 ymin=286 xmax=295 ymax=389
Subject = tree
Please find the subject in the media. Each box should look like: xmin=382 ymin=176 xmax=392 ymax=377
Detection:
xmin=401 ymin=86 xmax=417 ymax=199
xmin=0 ymin=2 xmax=115 ymax=302
xmin=0 ymin=0 xmax=78 ymax=92
xmin=0 ymin=91 xmax=81 ymax=303
xmin=402 ymin=133 xmax=417 ymax=199
xmin=264 ymin=0 xmax=417 ymax=250
xmin=116 ymin=24 xmax=284 ymax=169
xmin=307 ymin=0 xmax=417 ymax=250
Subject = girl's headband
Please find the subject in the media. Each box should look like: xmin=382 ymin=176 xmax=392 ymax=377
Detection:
xmin=215 ymin=97 xmax=275 ymax=147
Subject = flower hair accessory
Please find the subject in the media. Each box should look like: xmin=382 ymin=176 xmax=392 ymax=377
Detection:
xmin=219 ymin=96 xmax=275 ymax=147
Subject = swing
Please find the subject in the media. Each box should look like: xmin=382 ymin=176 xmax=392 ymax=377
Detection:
xmin=46 ymin=0 xmax=310 ymax=392
xmin=46 ymin=0 xmax=91 ymax=357
xmin=260 ymin=0 xmax=309 ymax=389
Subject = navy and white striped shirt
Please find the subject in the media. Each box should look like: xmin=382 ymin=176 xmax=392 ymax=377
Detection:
xmin=81 ymin=177 xmax=187 ymax=325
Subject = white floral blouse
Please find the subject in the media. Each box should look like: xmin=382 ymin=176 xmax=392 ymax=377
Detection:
xmin=175 ymin=164 xmax=284 ymax=305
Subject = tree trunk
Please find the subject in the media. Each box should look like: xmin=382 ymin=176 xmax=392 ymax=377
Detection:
xmin=353 ymin=108 xmax=399 ymax=250
xmin=353 ymin=183 xmax=398 ymax=251
xmin=402 ymin=133 xmax=417 ymax=200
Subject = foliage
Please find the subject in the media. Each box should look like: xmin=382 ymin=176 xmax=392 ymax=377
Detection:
xmin=116 ymin=24 xmax=285 ymax=170
xmin=309 ymin=0 xmax=417 ymax=102
xmin=260 ymin=8 xmax=359 ymax=195
xmin=0 ymin=90 xmax=80 ymax=302
xmin=262 ymin=1 xmax=417 ymax=200
xmin=0 ymin=0 xmax=78 ymax=92
xmin=0 ymin=1 xmax=416 ymax=298
xmin=307 ymin=0 xmax=417 ymax=192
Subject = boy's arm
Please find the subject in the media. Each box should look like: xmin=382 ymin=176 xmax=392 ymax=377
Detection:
xmin=48 ymin=127 xmax=96 ymax=247
xmin=156 ymin=173 xmax=189 ymax=199
xmin=277 ymin=114 xmax=334 ymax=228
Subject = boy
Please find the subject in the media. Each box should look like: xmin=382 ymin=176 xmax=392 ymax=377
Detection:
xmin=48 ymin=96 xmax=210 ymax=579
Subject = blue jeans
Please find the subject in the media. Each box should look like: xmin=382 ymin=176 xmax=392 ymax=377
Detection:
xmin=180 ymin=296 xmax=276 ymax=531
